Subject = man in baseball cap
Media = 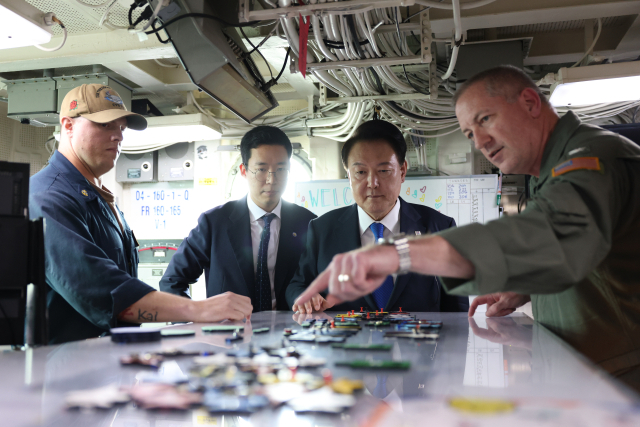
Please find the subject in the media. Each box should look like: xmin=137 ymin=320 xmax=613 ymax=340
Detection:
xmin=29 ymin=84 xmax=253 ymax=344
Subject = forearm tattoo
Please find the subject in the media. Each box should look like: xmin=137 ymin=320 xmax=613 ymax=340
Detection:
xmin=137 ymin=309 xmax=158 ymax=322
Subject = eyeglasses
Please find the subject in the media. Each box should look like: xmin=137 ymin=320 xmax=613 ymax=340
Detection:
xmin=349 ymin=168 xmax=394 ymax=181
xmin=245 ymin=166 xmax=290 ymax=183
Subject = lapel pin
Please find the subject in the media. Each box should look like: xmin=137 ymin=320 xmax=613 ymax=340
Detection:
xmin=81 ymin=190 xmax=88 ymax=197
xmin=293 ymin=232 xmax=297 ymax=237
xmin=415 ymin=231 xmax=421 ymax=236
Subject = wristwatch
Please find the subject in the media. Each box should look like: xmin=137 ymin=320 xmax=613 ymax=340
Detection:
xmin=376 ymin=233 xmax=411 ymax=275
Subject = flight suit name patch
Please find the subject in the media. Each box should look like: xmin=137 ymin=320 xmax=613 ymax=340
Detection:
xmin=551 ymin=157 xmax=601 ymax=177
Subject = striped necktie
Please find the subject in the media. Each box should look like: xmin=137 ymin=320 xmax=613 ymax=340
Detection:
xmin=369 ymin=222 xmax=394 ymax=310
xmin=256 ymin=213 xmax=275 ymax=312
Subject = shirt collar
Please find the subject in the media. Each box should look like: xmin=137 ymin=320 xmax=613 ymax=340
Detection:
xmin=247 ymin=195 xmax=282 ymax=223
xmin=539 ymin=111 xmax=582 ymax=175
xmin=49 ymin=150 xmax=99 ymax=200
xmin=357 ymin=199 xmax=401 ymax=236
xmin=531 ymin=111 xmax=582 ymax=190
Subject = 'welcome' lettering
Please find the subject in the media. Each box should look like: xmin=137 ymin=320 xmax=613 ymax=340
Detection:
xmin=343 ymin=187 xmax=353 ymax=205
xmin=320 ymin=189 xmax=331 ymax=207
xmin=309 ymin=190 xmax=319 ymax=207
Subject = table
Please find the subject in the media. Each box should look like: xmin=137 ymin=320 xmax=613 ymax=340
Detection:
xmin=2 ymin=312 xmax=638 ymax=427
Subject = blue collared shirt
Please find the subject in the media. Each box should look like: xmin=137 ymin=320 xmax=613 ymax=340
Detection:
xmin=29 ymin=151 xmax=155 ymax=344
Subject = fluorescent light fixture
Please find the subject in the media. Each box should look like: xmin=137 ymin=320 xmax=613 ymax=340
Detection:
xmin=0 ymin=0 xmax=52 ymax=50
xmin=123 ymin=113 xmax=222 ymax=151
xmin=550 ymin=61 xmax=640 ymax=107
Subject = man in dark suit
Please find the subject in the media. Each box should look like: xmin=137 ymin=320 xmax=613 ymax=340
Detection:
xmin=287 ymin=120 xmax=468 ymax=314
xmin=160 ymin=126 xmax=316 ymax=311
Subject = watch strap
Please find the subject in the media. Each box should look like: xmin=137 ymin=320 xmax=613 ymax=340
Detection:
xmin=375 ymin=233 xmax=411 ymax=275
xmin=394 ymin=236 xmax=411 ymax=275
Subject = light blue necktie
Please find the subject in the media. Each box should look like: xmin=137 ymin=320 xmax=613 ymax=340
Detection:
xmin=369 ymin=222 xmax=394 ymax=310
xmin=256 ymin=213 xmax=274 ymax=312
xmin=373 ymin=374 xmax=390 ymax=399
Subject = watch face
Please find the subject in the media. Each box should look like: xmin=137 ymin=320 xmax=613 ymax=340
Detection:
xmin=377 ymin=233 xmax=407 ymax=245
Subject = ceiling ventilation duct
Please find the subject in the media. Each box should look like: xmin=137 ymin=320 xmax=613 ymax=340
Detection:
xmin=159 ymin=0 xmax=278 ymax=123
xmin=3 ymin=74 xmax=131 ymax=127
xmin=454 ymin=39 xmax=526 ymax=84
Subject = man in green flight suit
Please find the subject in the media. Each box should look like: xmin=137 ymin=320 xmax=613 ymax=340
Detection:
xmin=294 ymin=65 xmax=640 ymax=392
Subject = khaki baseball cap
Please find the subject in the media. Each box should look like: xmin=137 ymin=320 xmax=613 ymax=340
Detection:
xmin=59 ymin=83 xmax=147 ymax=130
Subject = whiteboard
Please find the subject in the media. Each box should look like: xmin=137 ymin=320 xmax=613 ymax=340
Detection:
xmin=463 ymin=317 xmax=506 ymax=387
xmin=294 ymin=175 xmax=499 ymax=226
xmin=128 ymin=181 xmax=197 ymax=239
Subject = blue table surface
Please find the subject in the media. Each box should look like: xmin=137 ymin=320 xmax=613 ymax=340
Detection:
xmin=1 ymin=312 xmax=637 ymax=427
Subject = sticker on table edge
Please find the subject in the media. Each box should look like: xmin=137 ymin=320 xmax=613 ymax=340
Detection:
xmin=160 ymin=329 xmax=196 ymax=337
xmin=110 ymin=327 xmax=162 ymax=343
xmin=202 ymin=325 xmax=244 ymax=333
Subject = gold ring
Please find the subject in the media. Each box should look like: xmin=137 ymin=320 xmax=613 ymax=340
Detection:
xmin=338 ymin=274 xmax=350 ymax=282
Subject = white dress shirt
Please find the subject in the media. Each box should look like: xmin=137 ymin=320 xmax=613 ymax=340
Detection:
xmin=248 ymin=196 xmax=282 ymax=310
xmin=357 ymin=199 xmax=401 ymax=284
xmin=357 ymin=199 xmax=401 ymax=245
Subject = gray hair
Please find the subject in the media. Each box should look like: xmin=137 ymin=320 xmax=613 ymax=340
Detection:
xmin=452 ymin=65 xmax=550 ymax=108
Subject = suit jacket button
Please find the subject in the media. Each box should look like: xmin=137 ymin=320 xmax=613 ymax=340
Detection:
xmin=292 ymin=232 xmax=297 ymax=237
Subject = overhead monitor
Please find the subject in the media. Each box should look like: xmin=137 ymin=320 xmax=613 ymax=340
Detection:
xmin=161 ymin=0 xmax=279 ymax=123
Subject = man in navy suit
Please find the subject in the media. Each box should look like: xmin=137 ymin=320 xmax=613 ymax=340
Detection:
xmin=160 ymin=126 xmax=316 ymax=312
xmin=287 ymin=120 xmax=468 ymax=314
